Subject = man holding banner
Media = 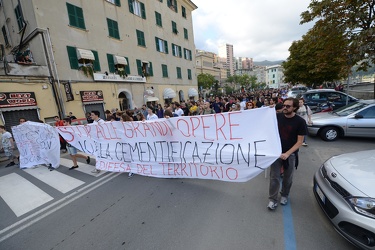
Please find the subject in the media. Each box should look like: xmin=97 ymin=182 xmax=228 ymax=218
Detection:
xmin=267 ymin=97 xmax=307 ymax=210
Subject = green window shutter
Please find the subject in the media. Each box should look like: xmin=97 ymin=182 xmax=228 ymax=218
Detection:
xmin=115 ymin=0 xmax=121 ymax=6
xmin=184 ymin=28 xmax=188 ymax=40
xmin=136 ymin=59 xmax=142 ymax=75
xmin=182 ymin=6 xmax=186 ymax=18
xmin=189 ymin=50 xmax=192 ymax=61
xmin=107 ymin=18 xmax=113 ymax=37
xmin=67 ymin=3 xmax=77 ymax=27
xmin=76 ymin=7 xmax=86 ymax=29
xmin=125 ymin=57 xmax=131 ymax=74
xmin=178 ymin=46 xmax=182 ymax=58
xmin=155 ymin=12 xmax=162 ymax=27
xmin=148 ymin=62 xmax=153 ymax=76
xmin=155 ymin=37 xmax=160 ymax=51
xmin=188 ymin=69 xmax=192 ymax=80
xmin=164 ymin=40 xmax=169 ymax=54
xmin=172 ymin=21 xmax=177 ymax=34
xmin=92 ymin=50 xmax=101 ymax=71
xmin=128 ymin=0 xmax=134 ymax=14
xmin=107 ymin=54 xmax=115 ymax=73
xmin=174 ymin=0 xmax=178 ymax=13
xmin=183 ymin=48 xmax=187 ymax=60
xmin=67 ymin=46 xmax=79 ymax=69
xmin=162 ymin=64 xmax=168 ymax=77
xmin=15 ymin=5 xmax=24 ymax=31
xmin=140 ymin=2 xmax=146 ymax=19
xmin=107 ymin=18 xmax=119 ymax=39
xmin=177 ymin=67 xmax=181 ymax=79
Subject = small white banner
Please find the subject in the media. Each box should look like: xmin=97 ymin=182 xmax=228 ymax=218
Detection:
xmin=12 ymin=121 xmax=60 ymax=169
xmin=57 ymin=108 xmax=281 ymax=182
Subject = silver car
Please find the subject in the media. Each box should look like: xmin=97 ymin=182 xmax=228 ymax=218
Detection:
xmin=308 ymin=100 xmax=375 ymax=141
xmin=313 ymin=150 xmax=375 ymax=249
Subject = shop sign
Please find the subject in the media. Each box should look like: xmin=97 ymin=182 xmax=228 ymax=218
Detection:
xmin=80 ymin=91 xmax=104 ymax=102
xmin=93 ymin=73 xmax=146 ymax=83
xmin=63 ymin=82 xmax=74 ymax=101
xmin=0 ymin=92 xmax=37 ymax=108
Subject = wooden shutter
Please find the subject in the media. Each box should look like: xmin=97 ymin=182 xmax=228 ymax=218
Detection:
xmin=67 ymin=46 xmax=79 ymax=69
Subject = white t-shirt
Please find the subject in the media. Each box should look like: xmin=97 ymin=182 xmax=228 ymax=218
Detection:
xmin=93 ymin=118 xmax=105 ymax=124
xmin=1 ymin=131 xmax=13 ymax=148
xmin=174 ymin=108 xmax=184 ymax=117
xmin=147 ymin=114 xmax=158 ymax=120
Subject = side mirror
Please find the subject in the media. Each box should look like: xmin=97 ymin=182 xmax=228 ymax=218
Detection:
xmin=354 ymin=114 xmax=363 ymax=119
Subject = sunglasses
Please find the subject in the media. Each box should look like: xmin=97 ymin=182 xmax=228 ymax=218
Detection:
xmin=283 ymin=105 xmax=292 ymax=108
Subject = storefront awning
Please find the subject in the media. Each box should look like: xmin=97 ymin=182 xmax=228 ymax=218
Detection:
xmin=188 ymin=88 xmax=198 ymax=97
xmin=114 ymin=56 xmax=128 ymax=65
xmin=145 ymin=96 xmax=159 ymax=102
xmin=163 ymin=88 xmax=176 ymax=99
xmin=0 ymin=106 xmax=37 ymax=112
xmin=76 ymin=48 xmax=95 ymax=61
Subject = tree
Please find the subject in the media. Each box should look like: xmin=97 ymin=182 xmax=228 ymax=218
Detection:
xmin=283 ymin=23 xmax=350 ymax=86
xmin=197 ymin=73 xmax=216 ymax=90
xmin=300 ymin=0 xmax=375 ymax=95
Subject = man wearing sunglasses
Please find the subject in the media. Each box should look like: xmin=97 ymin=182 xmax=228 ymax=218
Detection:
xmin=267 ymin=97 xmax=307 ymax=210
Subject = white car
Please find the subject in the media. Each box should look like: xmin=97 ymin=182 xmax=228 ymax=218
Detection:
xmin=313 ymin=150 xmax=375 ymax=249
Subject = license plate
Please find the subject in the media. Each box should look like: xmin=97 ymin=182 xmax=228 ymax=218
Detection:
xmin=315 ymin=184 xmax=326 ymax=204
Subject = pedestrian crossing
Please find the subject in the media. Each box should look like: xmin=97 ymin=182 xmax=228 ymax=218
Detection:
xmin=0 ymin=155 xmax=106 ymax=217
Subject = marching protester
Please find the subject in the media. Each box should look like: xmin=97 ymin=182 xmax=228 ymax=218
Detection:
xmin=54 ymin=115 xmax=67 ymax=153
xmin=267 ymin=97 xmax=307 ymax=210
xmin=296 ymin=98 xmax=313 ymax=146
xmin=90 ymin=110 xmax=105 ymax=124
xmin=62 ymin=118 xmax=91 ymax=170
xmin=0 ymin=125 xmax=17 ymax=167
xmin=146 ymin=107 xmax=158 ymax=120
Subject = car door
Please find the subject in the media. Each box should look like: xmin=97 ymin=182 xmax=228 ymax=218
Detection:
xmin=346 ymin=106 xmax=375 ymax=138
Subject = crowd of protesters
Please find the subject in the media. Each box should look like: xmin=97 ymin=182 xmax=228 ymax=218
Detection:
xmin=100 ymin=88 xmax=292 ymax=122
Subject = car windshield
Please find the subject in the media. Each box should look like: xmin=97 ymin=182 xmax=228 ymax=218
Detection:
xmin=334 ymin=102 xmax=369 ymax=116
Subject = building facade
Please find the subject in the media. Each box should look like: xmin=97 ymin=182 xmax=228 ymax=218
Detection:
xmin=266 ymin=65 xmax=284 ymax=88
xmin=0 ymin=0 xmax=198 ymax=130
xmin=218 ymin=43 xmax=234 ymax=78
xmin=195 ymin=49 xmax=221 ymax=82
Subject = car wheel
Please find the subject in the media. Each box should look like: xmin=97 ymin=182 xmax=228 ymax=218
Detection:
xmin=320 ymin=127 xmax=339 ymax=141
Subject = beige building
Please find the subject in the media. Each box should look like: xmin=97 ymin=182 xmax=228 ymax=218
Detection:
xmin=0 ymin=0 xmax=198 ymax=129
xmin=195 ymin=49 xmax=221 ymax=82
xmin=218 ymin=43 xmax=234 ymax=77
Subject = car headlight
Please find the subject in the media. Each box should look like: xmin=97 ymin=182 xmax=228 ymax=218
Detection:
xmin=346 ymin=197 xmax=375 ymax=219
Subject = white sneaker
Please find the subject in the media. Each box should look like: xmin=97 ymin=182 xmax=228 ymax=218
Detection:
xmin=280 ymin=196 xmax=288 ymax=205
xmin=91 ymin=169 xmax=101 ymax=173
xmin=128 ymin=172 xmax=134 ymax=178
xmin=267 ymin=201 xmax=278 ymax=210
xmin=302 ymin=142 xmax=308 ymax=146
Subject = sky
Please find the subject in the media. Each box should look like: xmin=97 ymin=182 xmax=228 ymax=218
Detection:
xmin=192 ymin=0 xmax=315 ymax=62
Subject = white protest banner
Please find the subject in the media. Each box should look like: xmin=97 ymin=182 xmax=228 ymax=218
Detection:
xmin=12 ymin=121 xmax=60 ymax=169
xmin=57 ymin=108 xmax=281 ymax=182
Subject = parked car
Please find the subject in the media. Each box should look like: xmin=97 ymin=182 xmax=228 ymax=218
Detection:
xmin=308 ymin=99 xmax=375 ymax=141
xmin=286 ymin=86 xmax=308 ymax=98
xmin=297 ymin=89 xmax=358 ymax=111
xmin=313 ymin=149 xmax=375 ymax=249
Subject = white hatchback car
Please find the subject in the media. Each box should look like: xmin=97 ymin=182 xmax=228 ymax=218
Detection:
xmin=314 ymin=150 xmax=375 ymax=249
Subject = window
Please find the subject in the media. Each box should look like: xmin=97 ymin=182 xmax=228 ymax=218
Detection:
xmin=14 ymin=5 xmax=24 ymax=31
xmin=172 ymin=21 xmax=178 ymax=34
xmin=155 ymin=11 xmax=162 ymax=27
xmin=107 ymin=54 xmax=130 ymax=74
xmin=106 ymin=0 xmax=121 ymax=6
xmin=172 ymin=44 xmax=182 ymax=57
xmin=167 ymin=0 xmax=178 ymax=13
xmin=162 ymin=64 xmax=168 ymax=78
xmin=66 ymin=3 xmax=86 ymax=29
xmin=2 ymin=26 xmax=10 ymax=47
xmin=182 ymin=6 xmax=186 ymax=18
xmin=136 ymin=30 xmax=146 ymax=47
xmin=184 ymin=48 xmax=192 ymax=60
xmin=187 ymin=69 xmax=192 ymax=80
xmin=107 ymin=18 xmax=120 ymax=39
xmin=128 ymin=0 xmax=146 ymax=19
xmin=155 ymin=37 xmax=168 ymax=54
xmin=136 ymin=59 xmax=153 ymax=77
xmin=176 ymin=67 xmax=182 ymax=79
xmin=66 ymin=46 xmax=100 ymax=71
xmin=184 ymin=28 xmax=188 ymax=40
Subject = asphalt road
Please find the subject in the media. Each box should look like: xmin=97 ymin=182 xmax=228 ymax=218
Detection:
xmin=0 ymin=135 xmax=373 ymax=250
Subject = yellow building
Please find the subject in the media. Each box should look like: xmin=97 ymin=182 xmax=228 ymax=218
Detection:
xmin=0 ymin=0 xmax=198 ymax=129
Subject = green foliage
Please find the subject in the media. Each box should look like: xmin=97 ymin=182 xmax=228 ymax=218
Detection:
xmin=197 ymin=73 xmax=216 ymax=89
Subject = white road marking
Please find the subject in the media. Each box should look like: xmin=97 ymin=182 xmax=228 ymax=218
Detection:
xmin=23 ymin=166 xmax=85 ymax=193
xmin=0 ymin=173 xmax=53 ymax=217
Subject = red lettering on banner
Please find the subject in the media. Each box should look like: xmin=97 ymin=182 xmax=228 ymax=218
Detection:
xmin=121 ymin=122 xmax=134 ymax=138
xmin=228 ymin=112 xmax=242 ymax=140
xmin=97 ymin=160 xmax=126 ymax=171
xmin=136 ymin=163 xmax=156 ymax=175
xmin=201 ymin=116 xmax=214 ymax=141
xmin=215 ymin=113 xmax=227 ymax=140
xmin=57 ymin=127 xmax=75 ymax=142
